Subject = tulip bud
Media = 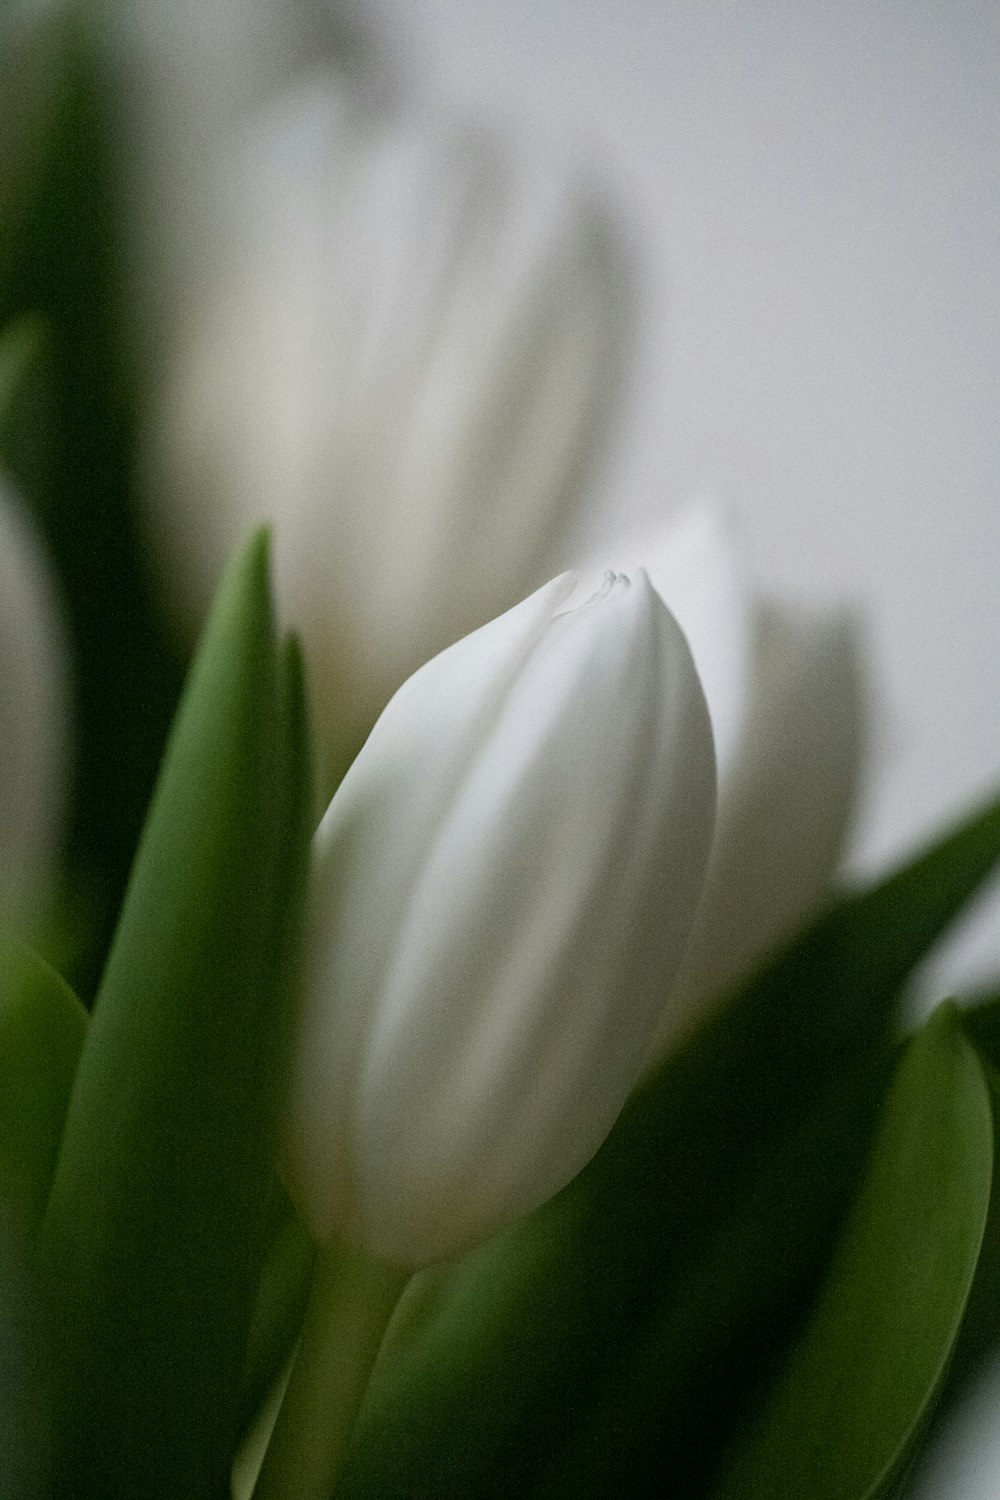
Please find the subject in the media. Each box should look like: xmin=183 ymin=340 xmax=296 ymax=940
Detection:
xmin=147 ymin=72 xmax=633 ymax=766
xmin=287 ymin=569 xmax=715 ymax=1265
xmin=0 ymin=483 xmax=66 ymax=925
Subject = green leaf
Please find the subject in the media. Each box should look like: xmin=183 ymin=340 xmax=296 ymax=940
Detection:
xmin=0 ymin=314 xmax=44 ymax=430
xmin=925 ymin=1007 xmax=1000 ymax=1409
xmin=708 ymin=1006 xmax=993 ymax=1500
xmin=0 ymin=943 xmax=85 ymax=1230
xmin=0 ymin=1214 xmax=51 ymax=1500
xmin=39 ymin=532 xmax=313 ymax=1500
xmin=238 ymin=1202 xmax=315 ymax=1441
xmin=962 ymin=991 xmax=1000 ymax=1068
xmin=340 ymin=792 xmax=1000 ymax=1499
xmin=536 ymin=1052 xmax=896 ymax=1500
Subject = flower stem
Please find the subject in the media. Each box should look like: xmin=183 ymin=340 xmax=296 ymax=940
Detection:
xmin=252 ymin=1240 xmax=410 ymax=1500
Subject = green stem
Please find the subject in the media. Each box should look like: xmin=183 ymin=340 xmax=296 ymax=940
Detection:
xmin=252 ymin=1240 xmax=411 ymax=1500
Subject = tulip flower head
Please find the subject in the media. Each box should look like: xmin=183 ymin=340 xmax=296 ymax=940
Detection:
xmin=288 ymin=568 xmax=715 ymax=1265
xmin=148 ymin=71 xmax=633 ymax=766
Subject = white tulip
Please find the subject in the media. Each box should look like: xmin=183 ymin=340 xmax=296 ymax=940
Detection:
xmin=147 ymin=71 xmax=632 ymax=769
xmin=579 ymin=501 xmax=864 ymax=1051
xmin=287 ymin=568 xmax=715 ymax=1266
xmin=0 ymin=482 xmax=66 ymax=925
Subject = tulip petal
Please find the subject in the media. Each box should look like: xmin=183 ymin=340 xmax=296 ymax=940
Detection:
xmin=658 ymin=599 xmax=866 ymax=1048
xmin=575 ymin=500 xmax=865 ymax=1051
xmin=639 ymin=501 xmax=753 ymax=777
xmin=289 ymin=572 xmax=578 ymax=1248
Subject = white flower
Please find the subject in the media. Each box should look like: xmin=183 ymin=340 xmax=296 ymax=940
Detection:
xmin=0 ymin=482 xmax=66 ymax=926
xmin=581 ymin=501 xmax=864 ymax=1051
xmin=147 ymin=71 xmax=632 ymax=767
xmin=286 ymin=569 xmax=715 ymax=1265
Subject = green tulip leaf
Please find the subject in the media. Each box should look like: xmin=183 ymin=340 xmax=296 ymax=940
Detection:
xmin=238 ymin=1202 xmax=315 ymax=1440
xmin=962 ymin=990 xmax=1000 ymax=1069
xmin=341 ymin=791 xmax=1000 ymax=1498
xmin=0 ymin=314 xmax=44 ymax=431
xmin=0 ymin=942 xmax=85 ymax=1230
xmin=0 ymin=1214 xmax=51 ymax=1500
xmin=39 ymin=533 xmax=313 ymax=1500
xmin=921 ymin=1003 xmax=1000 ymax=1415
xmin=535 ymin=1052 xmax=897 ymax=1499
xmin=708 ymin=1005 xmax=992 ymax=1500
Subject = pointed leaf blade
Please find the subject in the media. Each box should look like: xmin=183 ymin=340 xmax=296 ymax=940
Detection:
xmin=709 ymin=1006 xmax=993 ymax=1500
xmin=0 ymin=943 xmax=85 ymax=1230
xmin=40 ymin=532 xmax=311 ymax=1500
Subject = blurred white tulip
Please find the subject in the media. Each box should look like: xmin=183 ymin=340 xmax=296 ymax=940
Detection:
xmin=0 ymin=482 xmax=66 ymax=926
xmin=287 ymin=567 xmax=715 ymax=1266
xmin=582 ymin=501 xmax=865 ymax=1051
xmin=147 ymin=70 xmax=633 ymax=773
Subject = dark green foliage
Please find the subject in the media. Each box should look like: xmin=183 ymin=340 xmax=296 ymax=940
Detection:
xmin=339 ymin=794 xmax=1000 ymax=1499
xmin=710 ymin=1007 xmax=992 ymax=1500
xmin=38 ymin=534 xmax=312 ymax=1500
xmin=0 ymin=943 xmax=85 ymax=1230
